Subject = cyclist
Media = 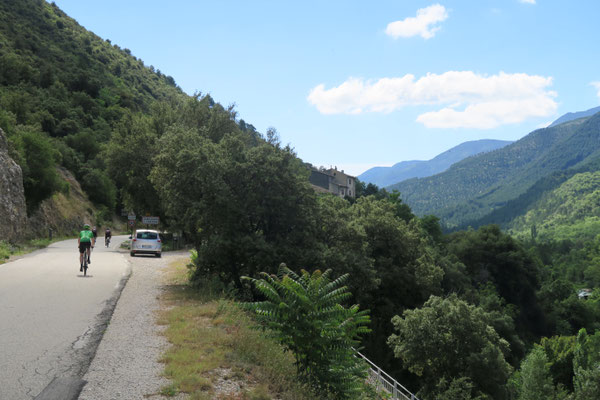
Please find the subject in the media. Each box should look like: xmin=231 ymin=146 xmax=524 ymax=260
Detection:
xmin=78 ymin=223 xmax=95 ymax=271
xmin=92 ymin=226 xmax=98 ymax=241
xmin=105 ymin=227 xmax=112 ymax=247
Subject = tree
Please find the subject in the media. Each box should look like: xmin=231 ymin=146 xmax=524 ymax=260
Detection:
xmin=315 ymin=195 xmax=378 ymax=302
xmin=10 ymin=126 xmax=63 ymax=213
xmin=420 ymin=214 xmax=443 ymax=243
xmin=388 ymin=294 xmax=512 ymax=399
xmin=80 ymin=167 xmax=116 ymax=209
xmin=518 ymin=346 xmax=554 ymax=400
xmin=539 ymin=335 xmax=576 ymax=391
xmin=243 ymin=265 xmax=370 ymax=398
xmin=446 ymin=225 xmax=545 ymax=338
xmin=352 ymin=195 xmax=443 ymax=375
xmin=572 ymin=328 xmax=600 ymax=399
xmin=105 ymin=113 xmax=161 ymax=215
xmin=151 ymin=124 xmax=320 ymax=289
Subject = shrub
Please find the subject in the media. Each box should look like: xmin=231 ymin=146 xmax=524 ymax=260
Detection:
xmin=243 ymin=265 xmax=371 ymax=398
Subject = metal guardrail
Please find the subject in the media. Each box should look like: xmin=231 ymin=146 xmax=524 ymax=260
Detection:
xmin=355 ymin=350 xmax=419 ymax=400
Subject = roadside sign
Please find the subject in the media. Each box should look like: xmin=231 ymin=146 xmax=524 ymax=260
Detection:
xmin=128 ymin=220 xmax=135 ymax=227
xmin=142 ymin=216 xmax=160 ymax=225
xmin=128 ymin=214 xmax=136 ymax=221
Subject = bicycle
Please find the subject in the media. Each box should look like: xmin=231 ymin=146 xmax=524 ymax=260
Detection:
xmin=81 ymin=250 xmax=89 ymax=276
xmin=105 ymin=236 xmax=111 ymax=247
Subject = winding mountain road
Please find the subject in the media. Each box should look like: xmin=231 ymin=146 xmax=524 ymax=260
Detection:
xmin=0 ymin=236 xmax=131 ymax=399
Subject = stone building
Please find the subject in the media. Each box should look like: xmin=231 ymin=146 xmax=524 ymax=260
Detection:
xmin=309 ymin=167 xmax=356 ymax=198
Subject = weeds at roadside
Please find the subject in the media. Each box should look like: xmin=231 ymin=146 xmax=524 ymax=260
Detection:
xmin=158 ymin=256 xmax=316 ymax=399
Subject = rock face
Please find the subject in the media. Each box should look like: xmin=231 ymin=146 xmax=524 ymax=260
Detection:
xmin=0 ymin=128 xmax=27 ymax=242
xmin=26 ymin=167 xmax=96 ymax=239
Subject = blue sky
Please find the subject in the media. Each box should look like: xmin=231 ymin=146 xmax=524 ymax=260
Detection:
xmin=54 ymin=0 xmax=600 ymax=176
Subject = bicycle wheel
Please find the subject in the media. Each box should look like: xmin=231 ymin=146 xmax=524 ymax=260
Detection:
xmin=83 ymin=257 xmax=88 ymax=276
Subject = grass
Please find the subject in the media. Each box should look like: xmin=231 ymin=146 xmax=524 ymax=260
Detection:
xmin=0 ymin=236 xmax=71 ymax=264
xmin=158 ymin=256 xmax=317 ymax=400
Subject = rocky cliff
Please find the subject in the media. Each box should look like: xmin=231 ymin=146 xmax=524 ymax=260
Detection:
xmin=0 ymin=128 xmax=27 ymax=242
xmin=25 ymin=167 xmax=96 ymax=239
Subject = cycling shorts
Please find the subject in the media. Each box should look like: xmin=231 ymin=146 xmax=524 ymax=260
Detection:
xmin=79 ymin=241 xmax=91 ymax=254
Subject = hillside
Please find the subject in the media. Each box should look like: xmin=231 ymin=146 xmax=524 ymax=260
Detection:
xmin=0 ymin=0 xmax=187 ymax=232
xmin=505 ymin=169 xmax=600 ymax=242
xmin=549 ymin=105 xmax=600 ymax=127
xmin=457 ymin=156 xmax=600 ymax=230
xmin=389 ymin=112 xmax=600 ymax=227
xmin=359 ymin=139 xmax=512 ymax=187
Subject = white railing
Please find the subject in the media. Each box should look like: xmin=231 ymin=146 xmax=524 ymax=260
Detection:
xmin=355 ymin=350 xmax=419 ymax=400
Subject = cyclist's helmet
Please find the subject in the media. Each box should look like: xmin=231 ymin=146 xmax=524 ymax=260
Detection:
xmin=83 ymin=223 xmax=91 ymax=230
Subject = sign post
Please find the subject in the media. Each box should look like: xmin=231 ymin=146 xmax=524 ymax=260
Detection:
xmin=128 ymin=214 xmax=136 ymax=236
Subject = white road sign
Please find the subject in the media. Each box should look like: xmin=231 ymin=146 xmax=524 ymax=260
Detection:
xmin=142 ymin=216 xmax=160 ymax=225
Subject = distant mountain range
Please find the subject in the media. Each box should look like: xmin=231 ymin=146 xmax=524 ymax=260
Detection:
xmin=388 ymin=107 xmax=600 ymax=229
xmin=358 ymin=139 xmax=512 ymax=187
xmin=549 ymin=106 xmax=600 ymax=127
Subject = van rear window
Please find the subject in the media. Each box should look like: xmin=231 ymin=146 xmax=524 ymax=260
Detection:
xmin=137 ymin=232 xmax=158 ymax=240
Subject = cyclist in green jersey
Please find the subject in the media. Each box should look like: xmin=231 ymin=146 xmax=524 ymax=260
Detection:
xmin=78 ymin=223 xmax=95 ymax=271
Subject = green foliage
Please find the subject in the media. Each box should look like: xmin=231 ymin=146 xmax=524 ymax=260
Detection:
xmin=388 ymin=294 xmax=512 ymax=399
xmin=0 ymin=0 xmax=185 ymax=214
xmin=80 ymin=168 xmax=116 ymax=209
xmin=540 ymin=335 xmax=576 ymax=390
xmin=465 ymin=157 xmax=600 ymax=232
xmin=446 ymin=225 xmax=544 ymax=339
xmin=572 ymin=366 xmax=600 ymax=400
xmin=151 ymin=110 xmax=320 ymax=289
xmin=0 ymin=241 xmax=11 ymax=260
xmin=243 ymin=266 xmax=371 ymax=399
xmin=537 ymin=279 xmax=598 ymax=336
xmin=315 ymin=195 xmax=378 ymax=301
xmin=105 ymin=113 xmax=161 ymax=215
xmin=419 ymin=214 xmax=443 ymax=242
xmin=512 ymin=330 xmax=600 ymax=399
xmin=507 ymin=170 xmax=600 ymax=242
xmin=573 ymin=328 xmax=600 ymax=374
xmin=517 ymin=346 xmax=554 ymax=400
xmin=390 ymin=114 xmax=600 ymax=228
xmin=9 ymin=126 xmax=63 ymax=213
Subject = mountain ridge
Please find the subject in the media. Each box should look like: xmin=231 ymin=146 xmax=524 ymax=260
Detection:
xmin=389 ymin=111 xmax=600 ymax=227
xmin=358 ymin=139 xmax=512 ymax=187
xmin=549 ymin=105 xmax=600 ymax=127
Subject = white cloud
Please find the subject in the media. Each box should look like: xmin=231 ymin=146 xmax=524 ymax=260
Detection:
xmin=307 ymin=71 xmax=558 ymax=129
xmin=386 ymin=4 xmax=448 ymax=39
xmin=591 ymin=81 xmax=600 ymax=99
xmin=519 ymin=0 xmax=536 ymax=4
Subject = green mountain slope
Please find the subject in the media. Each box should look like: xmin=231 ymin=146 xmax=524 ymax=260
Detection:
xmin=389 ymin=113 xmax=600 ymax=227
xmin=549 ymin=105 xmax=600 ymax=127
xmin=0 ymin=0 xmax=186 ymax=213
xmin=458 ymin=156 xmax=600 ymax=230
xmin=507 ymin=169 xmax=600 ymax=242
xmin=359 ymin=139 xmax=512 ymax=187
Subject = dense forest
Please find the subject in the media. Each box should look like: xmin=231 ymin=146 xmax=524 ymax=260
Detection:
xmin=1 ymin=1 xmax=600 ymax=399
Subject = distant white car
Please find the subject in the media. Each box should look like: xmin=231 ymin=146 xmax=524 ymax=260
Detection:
xmin=130 ymin=229 xmax=162 ymax=257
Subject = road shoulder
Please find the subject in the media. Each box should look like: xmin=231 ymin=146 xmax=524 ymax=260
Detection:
xmin=78 ymin=251 xmax=188 ymax=400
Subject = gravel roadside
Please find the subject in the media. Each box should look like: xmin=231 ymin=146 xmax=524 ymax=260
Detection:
xmin=78 ymin=251 xmax=186 ymax=400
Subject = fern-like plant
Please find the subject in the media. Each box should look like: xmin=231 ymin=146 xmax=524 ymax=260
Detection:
xmin=243 ymin=264 xmax=371 ymax=399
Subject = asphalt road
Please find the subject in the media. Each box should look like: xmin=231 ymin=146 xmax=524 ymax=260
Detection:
xmin=0 ymin=235 xmax=131 ymax=400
